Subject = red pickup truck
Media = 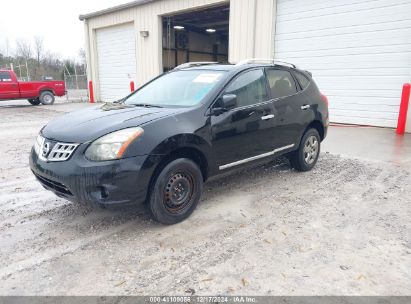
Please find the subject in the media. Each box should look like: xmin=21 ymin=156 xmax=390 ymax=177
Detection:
xmin=0 ymin=70 xmax=66 ymax=105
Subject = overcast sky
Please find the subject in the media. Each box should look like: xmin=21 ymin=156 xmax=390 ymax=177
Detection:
xmin=0 ymin=0 xmax=130 ymax=60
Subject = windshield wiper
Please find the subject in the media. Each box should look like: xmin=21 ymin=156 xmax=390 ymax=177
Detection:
xmin=132 ymin=104 xmax=163 ymax=108
xmin=113 ymin=97 xmax=126 ymax=104
xmin=101 ymin=102 xmax=134 ymax=111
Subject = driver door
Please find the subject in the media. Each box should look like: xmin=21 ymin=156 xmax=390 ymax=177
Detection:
xmin=0 ymin=71 xmax=19 ymax=99
xmin=210 ymin=68 xmax=278 ymax=170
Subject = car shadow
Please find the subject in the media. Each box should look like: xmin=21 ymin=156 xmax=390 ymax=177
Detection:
xmin=44 ymin=157 xmax=292 ymax=230
xmin=4 ymin=156 xmax=295 ymax=265
xmin=0 ymin=104 xmax=34 ymax=109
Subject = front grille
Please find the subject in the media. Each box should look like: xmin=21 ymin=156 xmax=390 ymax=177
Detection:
xmin=34 ymin=135 xmax=79 ymax=162
xmin=33 ymin=171 xmax=73 ymax=196
xmin=48 ymin=143 xmax=78 ymax=162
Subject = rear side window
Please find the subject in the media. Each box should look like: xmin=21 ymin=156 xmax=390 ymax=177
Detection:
xmin=0 ymin=71 xmax=12 ymax=82
xmin=265 ymin=69 xmax=297 ymax=99
xmin=225 ymin=69 xmax=268 ymax=107
xmin=294 ymin=72 xmax=310 ymax=90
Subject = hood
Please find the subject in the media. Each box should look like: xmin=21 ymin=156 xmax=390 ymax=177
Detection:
xmin=42 ymin=104 xmax=181 ymax=143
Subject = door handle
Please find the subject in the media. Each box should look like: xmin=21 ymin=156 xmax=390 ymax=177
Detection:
xmin=301 ymin=105 xmax=310 ymax=110
xmin=261 ymin=114 xmax=275 ymax=121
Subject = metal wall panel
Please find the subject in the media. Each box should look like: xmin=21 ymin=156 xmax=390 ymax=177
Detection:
xmin=228 ymin=0 xmax=276 ymax=63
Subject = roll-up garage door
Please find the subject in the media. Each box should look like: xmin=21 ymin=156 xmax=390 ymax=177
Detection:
xmin=275 ymin=0 xmax=411 ymax=127
xmin=96 ymin=23 xmax=137 ymax=102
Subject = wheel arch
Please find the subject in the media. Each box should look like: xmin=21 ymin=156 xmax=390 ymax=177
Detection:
xmin=304 ymin=120 xmax=325 ymax=141
xmin=144 ymin=146 xmax=209 ymax=204
xmin=39 ymin=87 xmax=55 ymax=96
xmin=146 ymin=132 xmax=211 ymax=179
xmin=294 ymin=120 xmax=325 ymax=152
xmin=157 ymin=147 xmax=208 ymax=180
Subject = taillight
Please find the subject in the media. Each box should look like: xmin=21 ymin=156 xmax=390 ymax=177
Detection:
xmin=321 ymin=94 xmax=329 ymax=107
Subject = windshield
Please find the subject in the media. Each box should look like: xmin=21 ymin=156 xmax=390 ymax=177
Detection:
xmin=124 ymin=70 xmax=226 ymax=107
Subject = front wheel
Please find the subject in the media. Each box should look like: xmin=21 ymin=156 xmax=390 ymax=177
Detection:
xmin=28 ymin=98 xmax=40 ymax=106
xmin=289 ymin=128 xmax=321 ymax=172
xmin=148 ymin=158 xmax=203 ymax=225
xmin=39 ymin=91 xmax=55 ymax=105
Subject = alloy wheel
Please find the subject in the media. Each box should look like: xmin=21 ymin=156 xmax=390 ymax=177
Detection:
xmin=303 ymin=135 xmax=319 ymax=165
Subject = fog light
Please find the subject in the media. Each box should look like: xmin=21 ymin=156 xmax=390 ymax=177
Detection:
xmin=100 ymin=187 xmax=109 ymax=199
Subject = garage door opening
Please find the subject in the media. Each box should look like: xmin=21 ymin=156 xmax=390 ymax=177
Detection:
xmin=96 ymin=23 xmax=136 ymax=102
xmin=162 ymin=4 xmax=230 ymax=72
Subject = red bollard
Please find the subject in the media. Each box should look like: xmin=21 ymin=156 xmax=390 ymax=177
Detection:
xmin=396 ymin=83 xmax=411 ymax=135
xmin=130 ymin=81 xmax=135 ymax=92
xmin=88 ymin=80 xmax=95 ymax=103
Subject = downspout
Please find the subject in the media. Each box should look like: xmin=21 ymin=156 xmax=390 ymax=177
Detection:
xmin=83 ymin=19 xmax=92 ymax=85
xmin=252 ymin=0 xmax=258 ymax=57
xmin=272 ymin=0 xmax=278 ymax=58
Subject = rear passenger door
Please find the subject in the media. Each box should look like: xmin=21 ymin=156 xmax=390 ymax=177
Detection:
xmin=265 ymin=68 xmax=311 ymax=147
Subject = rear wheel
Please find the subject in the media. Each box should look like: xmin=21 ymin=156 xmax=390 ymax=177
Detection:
xmin=28 ymin=98 xmax=40 ymax=106
xmin=39 ymin=91 xmax=55 ymax=105
xmin=289 ymin=128 xmax=321 ymax=172
xmin=148 ymin=158 xmax=203 ymax=225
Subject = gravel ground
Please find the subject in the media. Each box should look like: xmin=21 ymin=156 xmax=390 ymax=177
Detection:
xmin=0 ymin=102 xmax=410 ymax=296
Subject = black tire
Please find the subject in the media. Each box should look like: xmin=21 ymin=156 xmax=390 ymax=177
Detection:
xmin=39 ymin=91 xmax=55 ymax=105
xmin=28 ymin=98 xmax=40 ymax=106
xmin=148 ymin=158 xmax=203 ymax=225
xmin=289 ymin=128 xmax=321 ymax=172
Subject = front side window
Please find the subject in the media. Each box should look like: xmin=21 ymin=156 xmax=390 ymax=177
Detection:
xmin=0 ymin=71 xmax=12 ymax=82
xmin=224 ymin=69 xmax=268 ymax=108
xmin=124 ymin=70 xmax=226 ymax=107
xmin=266 ymin=69 xmax=298 ymax=99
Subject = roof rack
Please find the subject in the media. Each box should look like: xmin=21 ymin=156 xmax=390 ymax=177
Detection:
xmin=173 ymin=62 xmax=218 ymax=70
xmin=236 ymin=58 xmax=296 ymax=68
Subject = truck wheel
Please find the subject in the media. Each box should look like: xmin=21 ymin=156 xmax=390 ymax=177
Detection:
xmin=28 ymin=98 xmax=41 ymax=106
xmin=39 ymin=91 xmax=55 ymax=105
xmin=148 ymin=158 xmax=203 ymax=225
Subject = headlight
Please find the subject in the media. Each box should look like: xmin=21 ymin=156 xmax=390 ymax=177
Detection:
xmin=34 ymin=134 xmax=45 ymax=156
xmin=85 ymin=127 xmax=144 ymax=161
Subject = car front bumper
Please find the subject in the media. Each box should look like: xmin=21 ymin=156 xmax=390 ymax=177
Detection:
xmin=29 ymin=146 xmax=154 ymax=206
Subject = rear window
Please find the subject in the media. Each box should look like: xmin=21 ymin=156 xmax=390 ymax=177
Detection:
xmin=294 ymin=72 xmax=310 ymax=90
xmin=0 ymin=71 xmax=12 ymax=82
xmin=265 ymin=69 xmax=298 ymax=99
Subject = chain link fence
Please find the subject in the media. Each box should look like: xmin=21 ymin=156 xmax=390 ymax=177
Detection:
xmin=63 ymin=74 xmax=89 ymax=102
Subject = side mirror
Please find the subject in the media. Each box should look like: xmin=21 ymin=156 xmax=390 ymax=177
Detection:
xmin=212 ymin=94 xmax=237 ymax=115
xmin=221 ymin=94 xmax=237 ymax=109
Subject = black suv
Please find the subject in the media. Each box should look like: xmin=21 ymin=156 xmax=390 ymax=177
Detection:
xmin=30 ymin=60 xmax=329 ymax=224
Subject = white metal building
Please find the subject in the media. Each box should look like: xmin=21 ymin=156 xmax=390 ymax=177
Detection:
xmin=80 ymin=0 xmax=411 ymax=131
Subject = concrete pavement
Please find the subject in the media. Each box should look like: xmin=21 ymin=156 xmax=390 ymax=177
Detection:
xmin=323 ymin=124 xmax=411 ymax=168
